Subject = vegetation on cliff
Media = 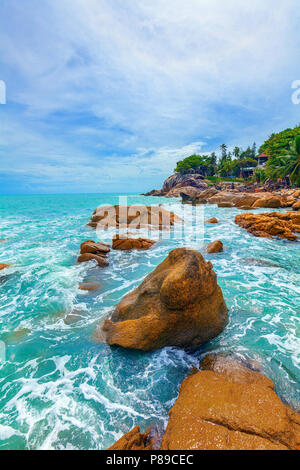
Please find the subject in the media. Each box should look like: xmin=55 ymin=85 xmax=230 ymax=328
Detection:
xmin=174 ymin=125 xmax=300 ymax=187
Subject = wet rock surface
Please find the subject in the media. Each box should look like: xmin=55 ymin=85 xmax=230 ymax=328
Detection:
xmin=77 ymin=240 xmax=110 ymax=267
xmin=161 ymin=354 xmax=300 ymax=450
xmin=99 ymin=248 xmax=228 ymax=351
xmin=112 ymin=235 xmax=155 ymax=251
xmin=235 ymin=212 xmax=300 ymax=241
xmin=206 ymin=240 xmax=223 ymax=254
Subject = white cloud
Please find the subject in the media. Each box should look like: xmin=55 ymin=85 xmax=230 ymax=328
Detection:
xmin=0 ymin=0 xmax=300 ymax=192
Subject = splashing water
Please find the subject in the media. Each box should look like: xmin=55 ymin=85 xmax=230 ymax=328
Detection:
xmin=0 ymin=193 xmax=299 ymax=450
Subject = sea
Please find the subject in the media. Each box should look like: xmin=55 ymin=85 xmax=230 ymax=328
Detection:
xmin=0 ymin=193 xmax=299 ymax=450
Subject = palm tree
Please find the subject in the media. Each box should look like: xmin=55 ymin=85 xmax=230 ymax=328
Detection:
xmin=266 ymin=136 xmax=300 ymax=186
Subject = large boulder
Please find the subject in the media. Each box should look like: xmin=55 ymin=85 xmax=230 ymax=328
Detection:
xmin=166 ymin=185 xmax=206 ymax=198
xmin=252 ymin=196 xmax=282 ymax=209
xmin=99 ymin=248 xmax=228 ymax=351
xmin=161 ymin=355 xmax=300 ymax=450
xmin=235 ymin=212 xmax=300 ymax=241
xmin=181 ymin=188 xmax=218 ymax=205
xmin=162 ymin=174 xmax=205 ymax=193
xmin=88 ymin=205 xmax=182 ymax=231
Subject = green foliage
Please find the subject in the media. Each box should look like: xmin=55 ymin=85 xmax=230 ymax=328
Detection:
xmin=174 ymin=154 xmax=216 ymax=176
xmin=265 ymin=136 xmax=300 ymax=186
xmin=259 ymin=125 xmax=300 ymax=158
xmin=253 ymin=168 xmax=268 ymax=183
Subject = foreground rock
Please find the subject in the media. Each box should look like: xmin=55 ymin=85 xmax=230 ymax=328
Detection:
xmin=112 ymin=235 xmax=155 ymax=251
xmin=89 ymin=205 xmax=182 ymax=230
xmin=99 ymin=248 xmax=228 ymax=351
xmin=206 ymin=240 xmax=223 ymax=254
xmin=108 ymin=426 xmax=153 ymax=450
xmin=235 ymin=212 xmax=300 ymax=241
xmin=161 ymin=355 xmax=300 ymax=450
xmin=0 ymin=263 xmax=10 ymax=271
xmin=77 ymin=240 xmax=110 ymax=267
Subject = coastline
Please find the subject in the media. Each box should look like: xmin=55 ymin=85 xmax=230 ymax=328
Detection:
xmin=0 ymin=191 xmax=299 ymax=450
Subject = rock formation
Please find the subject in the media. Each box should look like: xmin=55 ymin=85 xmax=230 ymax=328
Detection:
xmin=88 ymin=205 xmax=182 ymax=231
xmin=99 ymin=248 xmax=228 ymax=351
xmin=205 ymin=217 xmax=218 ymax=224
xmin=206 ymin=240 xmax=223 ymax=253
xmin=161 ymin=354 xmax=300 ymax=450
xmin=235 ymin=212 xmax=300 ymax=241
xmin=78 ymin=282 xmax=102 ymax=291
xmin=112 ymin=235 xmax=155 ymax=251
xmin=77 ymin=240 xmax=110 ymax=267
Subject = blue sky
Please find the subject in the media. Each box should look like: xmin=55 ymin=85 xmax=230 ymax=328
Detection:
xmin=1 ymin=0 xmax=300 ymax=194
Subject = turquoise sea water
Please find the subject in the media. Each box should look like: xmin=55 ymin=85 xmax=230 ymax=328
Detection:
xmin=0 ymin=193 xmax=299 ymax=450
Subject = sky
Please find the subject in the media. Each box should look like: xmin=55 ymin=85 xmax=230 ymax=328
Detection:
xmin=0 ymin=0 xmax=300 ymax=194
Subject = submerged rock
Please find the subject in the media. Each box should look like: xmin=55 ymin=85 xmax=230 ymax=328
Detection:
xmin=77 ymin=253 xmax=109 ymax=267
xmin=206 ymin=240 xmax=223 ymax=254
xmin=112 ymin=235 xmax=155 ymax=251
xmin=0 ymin=263 xmax=10 ymax=271
xmin=78 ymin=282 xmax=102 ymax=291
xmin=99 ymin=248 xmax=228 ymax=351
xmin=161 ymin=354 xmax=300 ymax=450
xmin=235 ymin=212 xmax=300 ymax=241
xmin=205 ymin=217 xmax=219 ymax=224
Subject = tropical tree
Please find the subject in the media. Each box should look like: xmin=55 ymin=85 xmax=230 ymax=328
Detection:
xmin=266 ymin=136 xmax=300 ymax=186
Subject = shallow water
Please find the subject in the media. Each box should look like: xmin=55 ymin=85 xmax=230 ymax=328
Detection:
xmin=0 ymin=193 xmax=299 ymax=450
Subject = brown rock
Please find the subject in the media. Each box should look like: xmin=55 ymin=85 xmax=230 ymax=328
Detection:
xmin=166 ymin=185 xmax=204 ymax=198
xmin=162 ymin=174 xmax=206 ymax=193
xmin=99 ymin=248 xmax=228 ymax=351
xmin=161 ymin=355 xmax=300 ymax=450
xmin=206 ymin=240 xmax=223 ymax=254
xmin=89 ymin=205 xmax=182 ymax=231
xmin=108 ymin=426 xmax=152 ymax=450
xmin=77 ymin=253 xmax=109 ymax=267
xmin=112 ymin=235 xmax=155 ymax=251
xmin=218 ymin=202 xmax=234 ymax=208
xmin=0 ymin=263 xmax=10 ymax=271
xmin=293 ymin=201 xmax=300 ymax=211
xmin=80 ymin=240 xmax=110 ymax=255
xmin=205 ymin=218 xmax=218 ymax=224
xmin=252 ymin=196 xmax=282 ymax=208
xmin=78 ymin=282 xmax=102 ymax=291
xmin=235 ymin=212 xmax=299 ymax=241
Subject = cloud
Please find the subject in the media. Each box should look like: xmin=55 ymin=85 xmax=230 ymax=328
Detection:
xmin=0 ymin=0 xmax=300 ymax=193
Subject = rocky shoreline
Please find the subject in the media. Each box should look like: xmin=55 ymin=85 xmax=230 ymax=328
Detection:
xmin=76 ymin=189 xmax=299 ymax=451
xmin=143 ymin=172 xmax=300 ymax=207
xmin=110 ymin=354 xmax=300 ymax=451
